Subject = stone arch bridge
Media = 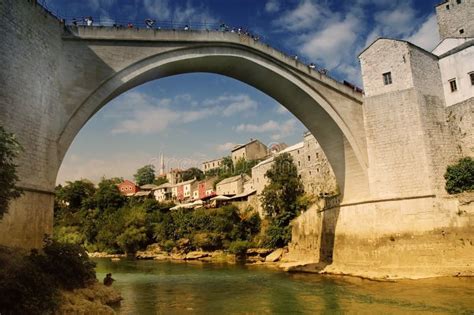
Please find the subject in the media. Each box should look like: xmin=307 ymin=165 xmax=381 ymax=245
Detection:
xmin=2 ymin=1 xmax=473 ymax=280
xmin=0 ymin=1 xmax=369 ymax=247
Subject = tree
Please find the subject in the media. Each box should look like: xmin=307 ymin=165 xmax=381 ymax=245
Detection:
xmin=222 ymin=156 xmax=233 ymax=170
xmin=95 ymin=178 xmax=125 ymax=211
xmin=444 ymin=157 xmax=474 ymax=194
xmin=134 ymin=165 xmax=155 ymax=186
xmin=0 ymin=127 xmax=23 ymax=219
xmin=233 ymin=157 xmax=259 ymax=176
xmin=181 ymin=167 xmax=204 ymax=181
xmin=154 ymin=176 xmax=168 ymax=186
xmin=55 ymin=180 xmax=96 ymax=211
xmin=261 ymin=153 xmax=304 ymax=248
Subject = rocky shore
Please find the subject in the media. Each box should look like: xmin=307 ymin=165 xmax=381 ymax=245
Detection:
xmin=57 ymin=282 xmax=122 ymax=314
xmin=88 ymin=243 xmax=289 ymax=265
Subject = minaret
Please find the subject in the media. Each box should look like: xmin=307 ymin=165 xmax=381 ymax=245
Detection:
xmin=159 ymin=153 xmax=165 ymax=176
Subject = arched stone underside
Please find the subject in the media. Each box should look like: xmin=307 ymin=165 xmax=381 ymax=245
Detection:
xmin=57 ymin=44 xmax=370 ymax=203
xmin=0 ymin=16 xmax=370 ymax=248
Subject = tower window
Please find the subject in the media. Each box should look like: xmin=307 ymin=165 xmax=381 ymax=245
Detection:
xmin=469 ymin=72 xmax=474 ymax=86
xmin=446 ymin=4 xmax=450 ymax=9
xmin=449 ymin=79 xmax=458 ymax=92
xmin=457 ymin=0 xmax=462 ymax=4
xmin=383 ymin=72 xmax=392 ymax=85
xmin=460 ymin=29 xmax=465 ymax=34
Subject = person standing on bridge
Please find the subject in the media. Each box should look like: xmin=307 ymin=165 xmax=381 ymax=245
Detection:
xmin=85 ymin=16 xmax=93 ymax=26
xmin=145 ymin=19 xmax=155 ymax=29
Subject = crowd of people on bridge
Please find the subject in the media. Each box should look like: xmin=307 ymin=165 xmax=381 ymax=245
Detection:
xmin=68 ymin=16 xmax=331 ymax=77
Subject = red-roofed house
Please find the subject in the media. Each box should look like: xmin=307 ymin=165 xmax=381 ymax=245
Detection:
xmin=118 ymin=180 xmax=140 ymax=196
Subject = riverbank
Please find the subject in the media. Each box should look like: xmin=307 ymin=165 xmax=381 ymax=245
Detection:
xmin=57 ymin=282 xmax=122 ymax=314
xmin=88 ymin=244 xmax=289 ymax=266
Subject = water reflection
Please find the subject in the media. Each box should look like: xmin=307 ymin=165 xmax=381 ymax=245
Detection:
xmin=95 ymin=259 xmax=474 ymax=314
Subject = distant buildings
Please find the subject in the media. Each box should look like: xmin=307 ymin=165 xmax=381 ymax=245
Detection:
xmin=202 ymin=158 xmax=224 ymax=172
xmin=216 ymin=174 xmax=251 ymax=196
xmin=231 ymin=139 xmax=268 ymax=163
xmin=118 ymin=180 xmax=140 ymax=196
xmin=118 ymin=134 xmax=337 ymax=216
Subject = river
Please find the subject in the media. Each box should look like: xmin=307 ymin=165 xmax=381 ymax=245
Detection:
xmin=95 ymin=258 xmax=474 ymax=314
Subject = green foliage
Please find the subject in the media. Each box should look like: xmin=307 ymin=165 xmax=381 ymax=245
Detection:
xmin=162 ymin=240 xmax=175 ymax=252
xmin=0 ymin=126 xmax=23 ymax=219
xmin=261 ymin=153 xmax=304 ymax=248
xmin=0 ymin=239 xmax=97 ymax=314
xmin=228 ymin=240 xmax=252 ymax=258
xmin=182 ymin=167 xmax=204 ymax=181
xmin=444 ymin=157 xmax=474 ymax=194
xmin=54 ymin=177 xmax=261 ymax=254
xmin=154 ymin=176 xmax=169 ymax=186
xmin=32 ymin=238 xmax=96 ymax=290
xmin=0 ymin=246 xmax=59 ymax=314
xmin=54 ymin=226 xmax=85 ymax=245
xmin=151 ymin=205 xmax=261 ymax=251
xmin=192 ymin=233 xmax=223 ymax=251
xmin=95 ymin=178 xmax=125 ymax=211
xmin=234 ymin=157 xmax=259 ymax=176
xmin=134 ymin=164 xmax=156 ymax=186
xmin=55 ymin=180 xmax=96 ymax=211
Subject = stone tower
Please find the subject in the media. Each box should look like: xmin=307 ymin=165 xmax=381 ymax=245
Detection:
xmin=436 ymin=0 xmax=474 ymax=40
xmin=159 ymin=153 xmax=165 ymax=176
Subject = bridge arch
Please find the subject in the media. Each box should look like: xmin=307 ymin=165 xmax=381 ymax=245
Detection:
xmin=58 ymin=43 xmax=369 ymax=202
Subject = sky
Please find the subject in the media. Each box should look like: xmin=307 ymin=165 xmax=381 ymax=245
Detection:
xmin=52 ymin=0 xmax=443 ymax=184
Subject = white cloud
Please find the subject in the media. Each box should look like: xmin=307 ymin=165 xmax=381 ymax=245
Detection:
xmin=216 ymin=142 xmax=238 ymax=152
xmin=271 ymin=119 xmax=298 ymax=140
xmin=56 ymin=152 xmax=204 ymax=184
xmin=236 ymin=120 xmax=279 ymax=133
xmin=265 ymin=0 xmax=280 ymax=13
xmin=143 ymin=0 xmax=171 ymax=20
xmin=235 ymin=119 xmax=298 ymax=140
xmin=273 ymin=0 xmax=326 ymax=32
xmin=300 ymin=15 xmax=360 ymax=69
xmin=275 ymin=105 xmax=289 ymax=114
xmin=203 ymin=94 xmax=258 ymax=117
xmin=109 ymin=92 xmax=259 ymax=135
xmin=374 ymin=4 xmax=418 ymax=38
xmin=144 ymin=0 xmax=217 ymax=25
xmin=405 ymin=14 xmax=440 ymax=51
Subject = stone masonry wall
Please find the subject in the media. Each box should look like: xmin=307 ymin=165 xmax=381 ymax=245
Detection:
xmin=446 ymin=97 xmax=474 ymax=157
xmin=0 ymin=0 xmax=64 ymax=248
xmin=436 ymin=0 xmax=474 ymax=40
xmin=360 ymin=39 xmax=413 ymax=97
xmin=363 ymin=89 xmax=434 ymax=198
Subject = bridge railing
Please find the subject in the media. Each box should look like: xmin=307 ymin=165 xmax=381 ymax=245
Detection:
xmin=34 ymin=1 xmax=364 ymax=94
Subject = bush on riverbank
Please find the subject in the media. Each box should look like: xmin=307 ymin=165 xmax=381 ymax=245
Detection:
xmin=154 ymin=205 xmax=261 ymax=252
xmin=445 ymin=157 xmax=474 ymax=194
xmin=0 ymin=239 xmax=97 ymax=314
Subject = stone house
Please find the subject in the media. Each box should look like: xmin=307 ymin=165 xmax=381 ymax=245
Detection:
xmin=166 ymin=168 xmax=183 ymax=185
xmin=153 ymin=182 xmax=173 ymax=202
xmin=358 ymin=0 xmax=473 ymax=198
xmin=251 ymin=134 xmax=337 ymax=197
xmin=202 ymin=158 xmax=224 ymax=173
xmin=231 ymin=139 xmax=268 ymax=164
xmin=216 ymin=174 xmax=251 ymax=196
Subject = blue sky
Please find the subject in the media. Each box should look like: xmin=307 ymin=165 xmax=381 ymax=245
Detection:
xmin=54 ymin=0 xmax=442 ymax=183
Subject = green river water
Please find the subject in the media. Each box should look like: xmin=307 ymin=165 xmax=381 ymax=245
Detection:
xmin=95 ymin=258 xmax=473 ymax=314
